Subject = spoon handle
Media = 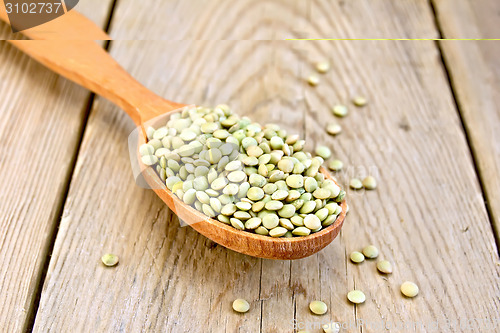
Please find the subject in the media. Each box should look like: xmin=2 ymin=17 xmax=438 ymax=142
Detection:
xmin=10 ymin=40 xmax=184 ymax=125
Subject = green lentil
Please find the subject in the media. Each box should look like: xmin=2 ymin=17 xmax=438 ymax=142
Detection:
xmin=245 ymin=217 xmax=262 ymax=229
xmin=228 ymin=170 xmax=247 ymax=183
xmin=313 ymin=188 xmax=331 ymax=200
xmin=327 ymin=159 xmax=343 ymax=171
xmin=255 ymin=226 xmax=269 ymax=235
xmin=304 ymin=177 xmax=318 ymax=192
xmin=350 ymin=251 xmax=365 ymax=263
xmin=400 ymin=281 xmax=419 ymax=297
xmin=315 ymin=61 xmax=330 ymax=74
xmin=332 ymin=105 xmax=348 ymax=117
xmin=307 ymin=75 xmax=320 ymax=86
xmin=300 ymin=201 xmax=316 ymax=214
xmin=362 ymin=176 xmax=377 ymax=190
xmin=278 ymin=204 xmax=296 ymax=218
xmin=377 ymin=260 xmax=393 ymax=274
xmin=262 ymin=214 xmax=279 ymax=229
xmin=221 ymin=204 xmax=237 ymax=216
xmin=362 ymin=245 xmax=379 ymax=259
xmin=247 ymin=187 xmax=265 ymax=201
xmin=322 ymin=214 xmax=337 ymax=227
xmin=279 ymin=218 xmax=294 ymax=230
xmin=349 ymin=178 xmax=363 ymax=190
xmin=141 ymin=155 xmax=158 ymax=166
xmin=101 ymin=253 xmax=119 ymax=267
xmin=322 ymin=322 xmax=341 ymax=333
xmin=352 ymin=96 xmax=367 ymax=107
xmin=234 ymin=211 xmax=251 ymax=220
xmin=286 ymin=174 xmax=304 ymax=188
xmin=269 ymin=227 xmax=288 ymax=237
xmin=315 ymin=146 xmax=331 ymax=159
xmin=230 ymin=218 xmax=245 ymax=230
xmin=271 ymin=190 xmax=289 ymax=201
xmin=326 ymin=123 xmax=342 ymax=136
xmin=347 ymin=290 xmax=366 ymax=304
xmin=232 ymin=299 xmax=250 ymax=313
xmin=292 ymin=226 xmax=310 ymax=236
xmin=236 ymin=201 xmax=252 ymax=211
xmin=304 ymin=214 xmax=321 ymax=230
xmin=309 ymin=300 xmax=327 ymax=315
xmin=249 ymin=174 xmax=267 ymax=187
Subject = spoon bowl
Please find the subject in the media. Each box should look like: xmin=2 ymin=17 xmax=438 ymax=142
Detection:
xmin=135 ymin=108 xmax=347 ymax=259
xmin=6 ymin=21 xmax=347 ymax=259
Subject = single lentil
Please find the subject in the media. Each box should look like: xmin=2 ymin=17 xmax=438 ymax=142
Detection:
xmin=322 ymin=322 xmax=340 ymax=333
xmin=377 ymin=260 xmax=393 ymax=274
xmin=349 ymin=178 xmax=363 ymax=190
xmin=347 ymin=290 xmax=366 ymax=304
xmin=362 ymin=245 xmax=379 ymax=259
xmin=315 ymin=146 xmax=332 ymax=159
xmin=315 ymin=61 xmax=330 ymax=73
xmin=350 ymin=251 xmax=365 ymax=263
xmin=352 ymin=96 xmax=367 ymax=107
xmin=232 ymin=299 xmax=250 ymax=313
xmin=307 ymin=75 xmax=320 ymax=86
xmin=401 ymin=281 xmax=419 ymax=297
xmin=309 ymin=300 xmax=327 ymax=315
xmin=326 ymin=123 xmax=342 ymax=135
xmin=101 ymin=253 xmax=119 ymax=267
xmin=332 ymin=105 xmax=348 ymax=117
xmin=362 ymin=176 xmax=377 ymax=190
xmin=328 ymin=159 xmax=343 ymax=171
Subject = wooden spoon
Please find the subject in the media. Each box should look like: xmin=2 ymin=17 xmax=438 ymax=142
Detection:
xmin=7 ymin=40 xmax=346 ymax=260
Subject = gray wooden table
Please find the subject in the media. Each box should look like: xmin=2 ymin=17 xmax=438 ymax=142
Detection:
xmin=1 ymin=0 xmax=499 ymax=332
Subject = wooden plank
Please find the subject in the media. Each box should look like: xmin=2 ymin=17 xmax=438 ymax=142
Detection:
xmin=0 ymin=3 xmax=112 ymax=332
xmin=431 ymin=0 xmax=500 ymax=243
xmin=34 ymin=1 xmax=500 ymax=332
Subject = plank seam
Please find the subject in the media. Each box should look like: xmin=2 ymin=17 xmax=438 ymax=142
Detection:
xmin=24 ymin=1 xmax=120 ymax=331
xmin=427 ymin=0 xmax=500 ymax=255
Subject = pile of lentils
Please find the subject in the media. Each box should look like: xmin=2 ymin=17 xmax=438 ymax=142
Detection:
xmin=139 ymin=105 xmax=346 ymax=238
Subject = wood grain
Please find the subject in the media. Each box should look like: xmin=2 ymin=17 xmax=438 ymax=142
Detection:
xmin=0 ymin=3 xmax=112 ymax=332
xmin=31 ymin=1 xmax=500 ymax=332
xmin=431 ymin=0 xmax=500 ymax=244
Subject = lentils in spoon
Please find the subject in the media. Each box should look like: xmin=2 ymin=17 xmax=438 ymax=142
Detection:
xmin=139 ymin=105 xmax=345 ymax=238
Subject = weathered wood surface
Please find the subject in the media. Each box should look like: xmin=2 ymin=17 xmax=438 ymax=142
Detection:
xmin=432 ymin=0 xmax=500 ymax=243
xmin=0 ymin=2 xmax=112 ymax=332
xmin=29 ymin=1 xmax=500 ymax=333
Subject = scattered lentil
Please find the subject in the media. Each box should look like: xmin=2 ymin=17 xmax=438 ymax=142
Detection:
xmin=323 ymin=322 xmax=340 ymax=333
xmin=315 ymin=146 xmax=332 ymax=159
xmin=362 ymin=245 xmax=379 ymax=259
xmin=350 ymin=251 xmax=365 ymax=263
xmin=362 ymin=176 xmax=377 ymax=190
xmin=307 ymin=75 xmax=320 ymax=86
xmin=352 ymin=96 xmax=367 ymax=107
xmin=309 ymin=300 xmax=328 ymax=315
xmin=315 ymin=61 xmax=330 ymax=73
xmin=377 ymin=260 xmax=393 ymax=274
xmin=101 ymin=253 xmax=119 ymax=267
xmin=349 ymin=178 xmax=363 ymax=190
xmin=328 ymin=159 xmax=343 ymax=171
xmin=347 ymin=290 xmax=366 ymax=304
xmin=332 ymin=105 xmax=348 ymax=117
xmin=401 ymin=281 xmax=419 ymax=297
xmin=232 ymin=299 xmax=250 ymax=313
xmin=326 ymin=123 xmax=342 ymax=136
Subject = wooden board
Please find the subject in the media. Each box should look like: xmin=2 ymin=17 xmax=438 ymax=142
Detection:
xmin=0 ymin=2 xmax=112 ymax=332
xmin=431 ymin=0 xmax=500 ymax=244
xmin=32 ymin=0 xmax=500 ymax=332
